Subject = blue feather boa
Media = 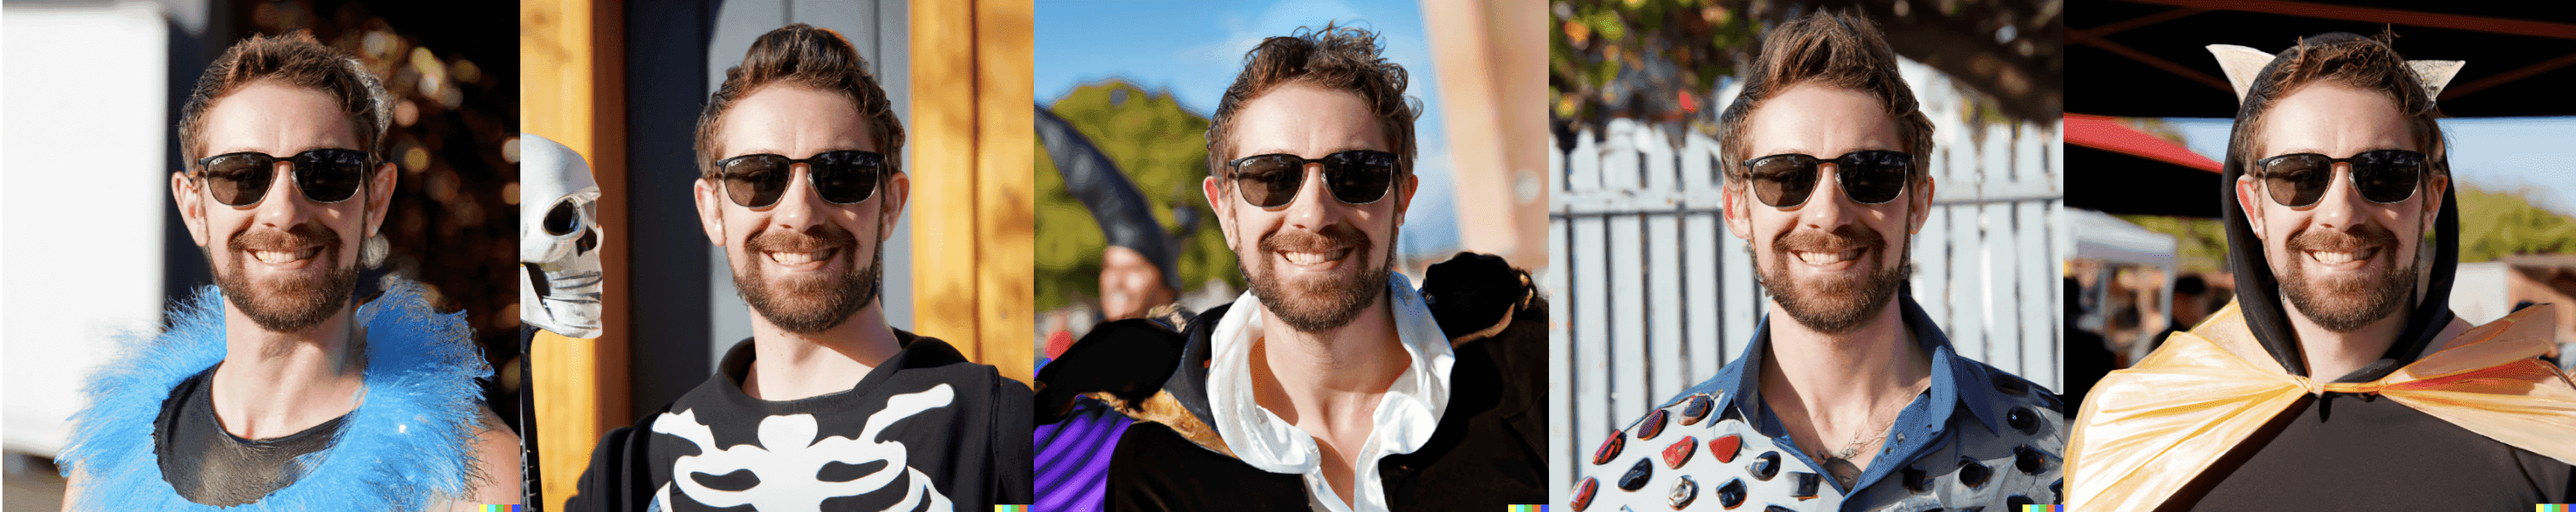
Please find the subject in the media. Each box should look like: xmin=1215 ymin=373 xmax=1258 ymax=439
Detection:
xmin=56 ymin=279 xmax=492 ymax=511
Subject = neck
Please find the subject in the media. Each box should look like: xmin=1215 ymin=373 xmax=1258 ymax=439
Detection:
xmin=2284 ymin=301 xmax=2408 ymax=381
xmin=1757 ymin=297 xmax=1931 ymax=452
xmin=743 ymin=299 xmax=904 ymax=401
xmin=211 ymin=301 xmax=366 ymax=441
xmin=1245 ymin=293 xmax=1410 ymax=509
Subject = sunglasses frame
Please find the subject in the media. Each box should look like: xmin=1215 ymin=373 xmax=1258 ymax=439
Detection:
xmin=190 ymin=148 xmax=376 ymax=207
xmin=713 ymin=150 xmax=890 ymax=208
xmin=1737 ymin=150 xmax=1917 ymax=208
xmin=2253 ymin=149 xmax=2428 ymax=208
xmin=1223 ymin=150 xmax=1402 ymax=208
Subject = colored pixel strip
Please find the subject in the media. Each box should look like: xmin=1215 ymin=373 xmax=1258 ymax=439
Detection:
xmin=477 ymin=506 xmax=519 ymax=512
xmin=2020 ymin=505 xmax=2062 ymax=512
xmin=2539 ymin=504 xmax=2574 ymax=512
xmin=995 ymin=506 xmax=1030 ymax=512
xmin=1506 ymin=506 xmax=1547 ymax=512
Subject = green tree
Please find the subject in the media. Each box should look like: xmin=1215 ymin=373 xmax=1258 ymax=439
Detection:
xmin=1036 ymin=80 xmax=1245 ymax=311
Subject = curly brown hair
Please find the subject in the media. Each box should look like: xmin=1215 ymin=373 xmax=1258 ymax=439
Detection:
xmin=1204 ymin=22 xmax=1421 ymax=191
xmin=695 ymin=23 xmax=905 ymax=179
xmin=1713 ymin=9 xmax=1933 ymax=188
xmin=177 ymin=31 xmax=391 ymax=167
xmin=2225 ymin=31 xmax=2448 ymax=180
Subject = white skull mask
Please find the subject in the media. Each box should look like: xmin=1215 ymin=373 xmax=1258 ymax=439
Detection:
xmin=519 ymin=134 xmax=604 ymax=338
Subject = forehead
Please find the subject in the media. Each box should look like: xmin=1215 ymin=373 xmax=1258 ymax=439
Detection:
xmin=718 ymin=85 xmax=875 ymax=157
xmin=2255 ymin=83 xmax=2414 ymax=156
xmin=200 ymin=80 xmax=358 ymax=156
xmin=1741 ymin=83 xmax=1899 ymax=156
xmin=1228 ymin=82 xmax=1386 ymax=160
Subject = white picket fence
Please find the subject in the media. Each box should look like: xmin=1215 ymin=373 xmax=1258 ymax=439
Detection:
xmin=1546 ymin=116 xmax=2065 ymax=500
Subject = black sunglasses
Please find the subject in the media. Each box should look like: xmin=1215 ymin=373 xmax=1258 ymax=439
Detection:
xmin=715 ymin=150 xmax=888 ymax=208
xmin=2255 ymin=149 xmax=2427 ymax=207
xmin=1225 ymin=150 xmax=1399 ymax=208
xmin=1739 ymin=150 xmax=1915 ymax=208
xmin=191 ymin=149 xmax=373 ymax=207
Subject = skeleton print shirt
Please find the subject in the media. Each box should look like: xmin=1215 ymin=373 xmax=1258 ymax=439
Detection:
xmin=570 ymin=331 xmax=1033 ymax=512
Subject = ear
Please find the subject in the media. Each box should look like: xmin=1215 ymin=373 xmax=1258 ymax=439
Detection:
xmin=2234 ymin=173 xmax=2269 ymax=242
xmin=171 ymin=172 xmax=210 ymax=247
xmin=1393 ymin=173 xmax=1420 ymax=223
xmin=1908 ymin=175 xmax=1936 ymax=234
xmin=877 ymin=170 xmax=911 ymax=242
xmin=1721 ymin=182 xmax=1752 ymax=241
xmin=364 ymin=162 xmax=397 ymax=236
xmin=693 ymin=178 xmax=727 ymax=246
xmin=1203 ymin=176 xmax=1237 ymax=247
xmin=2421 ymin=171 xmax=2448 ymax=226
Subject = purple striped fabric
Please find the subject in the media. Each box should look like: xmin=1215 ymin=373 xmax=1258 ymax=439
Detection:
xmin=1034 ymin=397 xmax=1133 ymax=512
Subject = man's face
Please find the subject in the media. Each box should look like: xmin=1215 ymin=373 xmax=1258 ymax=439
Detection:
xmin=1203 ymin=82 xmax=1418 ymax=333
xmin=2237 ymin=84 xmax=2446 ymax=333
xmin=694 ymin=85 xmax=909 ymax=333
xmin=1724 ymin=83 xmax=1932 ymax=333
xmin=171 ymin=81 xmax=394 ymax=333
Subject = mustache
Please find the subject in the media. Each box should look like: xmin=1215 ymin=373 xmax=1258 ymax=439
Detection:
xmin=1772 ymin=225 xmax=1886 ymax=254
xmin=2288 ymin=224 xmax=2400 ymax=253
xmin=230 ymin=222 xmax=340 ymax=253
xmin=1259 ymin=222 xmax=1370 ymax=255
xmin=745 ymin=224 xmax=860 ymax=254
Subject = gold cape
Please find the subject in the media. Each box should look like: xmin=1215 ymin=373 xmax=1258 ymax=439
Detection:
xmin=2067 ymin=303 xmax=2576 ymax=511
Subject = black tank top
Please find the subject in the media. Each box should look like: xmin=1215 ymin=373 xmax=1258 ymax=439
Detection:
xmin=151 ymin=366 xmax=349 ymax=506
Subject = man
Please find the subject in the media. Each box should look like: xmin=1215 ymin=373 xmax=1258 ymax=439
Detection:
xmin=568 ymin=24 xmax=1032 ymax=511
xmin=1571 ymin=11 xmax=2063 ymax=511
xmin=56 ymin=32 xmax=520 ymax=510
xmin=2068 ymin=32 xmax=2576 ymax=510
xmin=1064 ymin=24 xmax=1548 ymax=512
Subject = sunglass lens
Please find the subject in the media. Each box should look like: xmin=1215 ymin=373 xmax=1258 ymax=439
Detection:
xmin=1840 ymin=151 xmax=1910 ymax=204
xmin=1747 ymin=155 xmax=1818 ymax=207
xmin=2353 ymin=150 xmax=2424 ymax=203
xmin=296 ymin=150 xmax=367 ymax=202
xmin=723 ymin=156 xmax=790 ymax=207
xmin=2262 ymin=155 xmax=2331 ymax=207
xmin=201 ymin=153 xmax=273 ymax=206
xmin=1234 ymin=155 xmax=1304 ymax=208
xmin=812 ymin=151 xmax=882 ymax=204
xmin=1325 ymin=152 xmax=1395 ymax=204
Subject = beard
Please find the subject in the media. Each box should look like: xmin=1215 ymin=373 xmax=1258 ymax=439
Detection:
xmin=2278 ymin=225 xmax=2414 ymax=333
xmin=1753 ymin=225 xmax=1912 ymax=334
xmin=1243 ymin=221 xmax=1391 ymax=333
xmin=733 ymin=224 xmax=880 ymax=333
xmin=212 ymin=223 xmax=359 ymax=333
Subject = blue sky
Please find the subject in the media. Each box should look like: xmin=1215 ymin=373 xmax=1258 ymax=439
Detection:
xmin=2166 ymin=117 xmax=2576 ymax=216
xmin=1035 ymin=0 xmax=1459 ymax=257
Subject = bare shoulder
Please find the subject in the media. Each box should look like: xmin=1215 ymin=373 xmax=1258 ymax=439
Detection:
xmin=467 ymin=404 xmax=523 ymax=506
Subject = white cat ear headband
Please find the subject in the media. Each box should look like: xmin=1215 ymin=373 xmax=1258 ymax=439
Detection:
xmin=2206 ymin=43 xmax=2464 ymax=103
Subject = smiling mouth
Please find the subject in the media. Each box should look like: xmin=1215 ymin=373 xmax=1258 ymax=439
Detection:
xmin=1792 ymin=247 xmax=1864 ymax=265
xmin=2306 ymin=247 xmax=2380 ymax=265
xmin=766 ymin=247 xmax=837 ymax=265
xmin=249 ymin=247 xmax=321 ymax=264
xmin=1281 ymin=247 xmax=1353 ymax=265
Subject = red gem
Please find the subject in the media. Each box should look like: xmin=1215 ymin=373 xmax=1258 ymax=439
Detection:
xmin=1571 ymin=477 xmax=1599 ymax=511
xmin=1592 ymin=430 xmax=1626 ymax=465
xmin=1710 ymin=435 xmax=1743 ymax=464
xmin=1637 ymin=408 xmax=1671 ymax=441
xmin=1662 ymin=435 xmax=1699 ymax=469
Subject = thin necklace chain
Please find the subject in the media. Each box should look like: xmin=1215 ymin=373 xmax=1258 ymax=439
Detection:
xmin=1823 ymin=381 xmax=1926 ymax=461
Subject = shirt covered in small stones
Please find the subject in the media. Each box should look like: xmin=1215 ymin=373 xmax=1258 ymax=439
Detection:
xmin=1570 ymin=294 xmax=2066 ymax=512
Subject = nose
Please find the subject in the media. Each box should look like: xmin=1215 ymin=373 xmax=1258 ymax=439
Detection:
xmin=250 ymin=160 xmax=315 ymax=228
xmin=2305 ymin=162 xmax=2362 ymax=229
xmin=1279 ymin=162 xmax=1346 ymax=230
xmin=767 ymin=163 xmax=829 ymax=233
xmin=1795 ymin=162 xmax=1861 ymax=230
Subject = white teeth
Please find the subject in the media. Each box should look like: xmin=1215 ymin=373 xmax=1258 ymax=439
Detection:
xmin=2308 ymin=247 xmax=2377 ymax=265
xmin=251 ymin=247 xmax=315 ymax=264
xmin=1281 ymin=248 xmax=1350 ymax=265
xmin=1793 ymin=247 xmax=1862 ymax=265
xmin=767 ymin=249 xmax=831 ymax=265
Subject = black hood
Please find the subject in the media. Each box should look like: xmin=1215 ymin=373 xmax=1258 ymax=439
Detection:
xmin=2220 ymin=36 xmax=2460 ymax=381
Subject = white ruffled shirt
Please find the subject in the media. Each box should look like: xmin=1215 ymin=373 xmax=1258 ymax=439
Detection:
xmin=1204 ymin=274 xmax=1455 ymax=512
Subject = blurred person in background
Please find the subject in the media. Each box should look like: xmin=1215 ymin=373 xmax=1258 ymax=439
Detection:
xmin=1572 ymin=10 xmax=2063 ymax=511
xmin=566 ymin=24 xmax=1031 ymax=511
xmin=54 ymin=31 xmax=519 ymax=510
xmin=2068 ymin=32 xmax=2576 ymax=510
